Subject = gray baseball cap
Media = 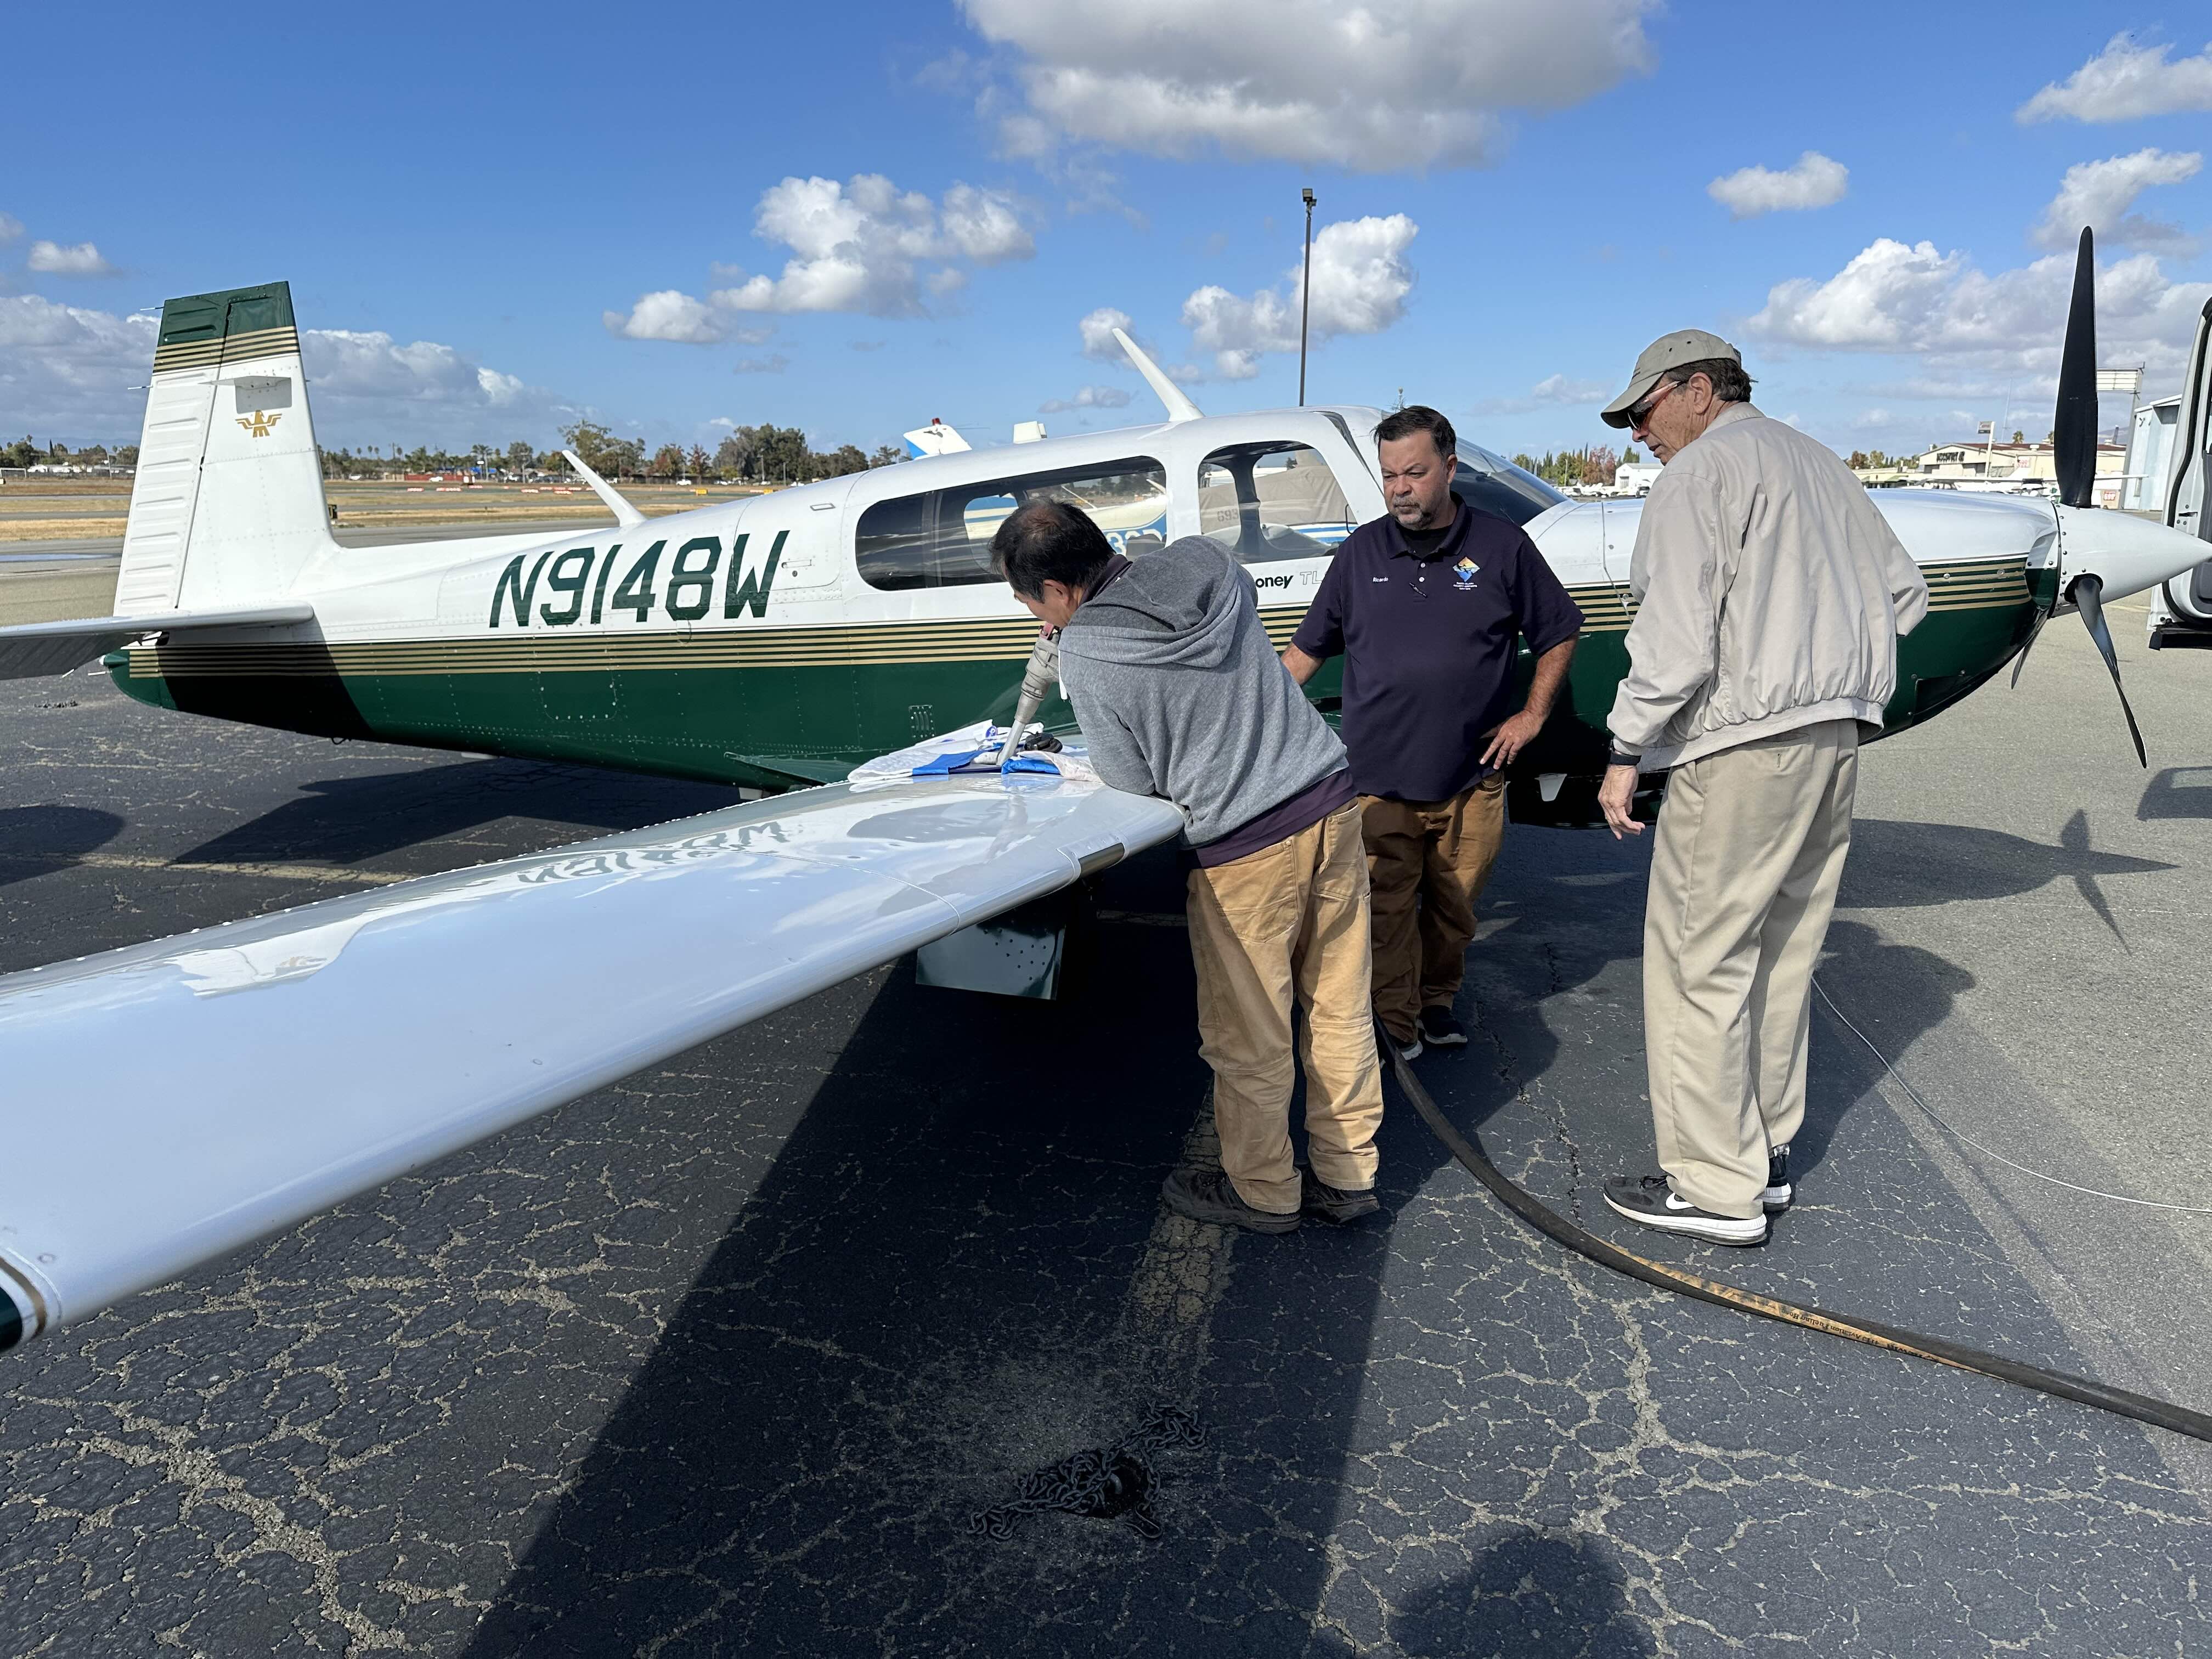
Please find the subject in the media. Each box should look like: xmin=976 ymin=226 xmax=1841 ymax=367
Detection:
xmin=1600 ymin=329 xmax=1741 ymax=429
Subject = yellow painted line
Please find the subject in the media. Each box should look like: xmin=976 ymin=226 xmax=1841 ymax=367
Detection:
xmin=19 ymin=852 xmax=407 ymax=886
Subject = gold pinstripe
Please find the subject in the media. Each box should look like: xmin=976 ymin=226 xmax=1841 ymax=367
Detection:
xmin=124 ymin=560 xmax=2033 ymax=679
xmin=151 ymin=325 xmax=302 ymax=374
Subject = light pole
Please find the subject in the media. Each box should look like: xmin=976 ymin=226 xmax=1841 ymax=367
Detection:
xmin=1297 ymin=187 xmax=1316 ymax=407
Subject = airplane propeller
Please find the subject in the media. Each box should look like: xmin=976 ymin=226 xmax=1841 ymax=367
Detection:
xmin=2013 ymin=225 xmax=2148 ymax=768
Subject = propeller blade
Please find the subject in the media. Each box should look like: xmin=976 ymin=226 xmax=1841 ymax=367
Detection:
xmin=2068 ymin=573 xmax=2147 ymax=768
xmin=2054 ymin=226 xmax=2098 ymax=510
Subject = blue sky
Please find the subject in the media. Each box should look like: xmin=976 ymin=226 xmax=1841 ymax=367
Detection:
xmin=3 ymin=4 xmax=2208 ymax=462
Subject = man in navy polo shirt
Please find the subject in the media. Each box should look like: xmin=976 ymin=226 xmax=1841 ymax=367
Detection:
xmin=1284 ymin=406 xmax=1582 ymax=1059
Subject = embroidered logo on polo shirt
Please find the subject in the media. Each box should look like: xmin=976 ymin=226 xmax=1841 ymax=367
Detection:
xmin=1452 ymin=556 xmax=1480 ymax=589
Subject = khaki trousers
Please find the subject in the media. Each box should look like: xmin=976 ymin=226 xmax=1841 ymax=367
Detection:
xmin=1644 ymin=720 xmax=1859 ymax=1218
xmin=1361 ymin=776 xmax=1508 ymax=1042
xmin=1186 ymin=802 xmax=1385 ymax=1214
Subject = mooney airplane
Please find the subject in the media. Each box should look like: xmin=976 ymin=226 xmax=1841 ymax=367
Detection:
xmin=0 ymin=230 xmax=2203 ymax=1353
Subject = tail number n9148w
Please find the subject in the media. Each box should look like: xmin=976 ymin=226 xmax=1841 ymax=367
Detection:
xmin=488 ymin=531 xmax=786 ymax=630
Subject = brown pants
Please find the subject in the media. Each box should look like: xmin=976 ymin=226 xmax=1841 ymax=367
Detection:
xmin=1644 ymin=721 xmax=1858 ymax=1218
xmin=1361 ymin=776 xmax=1508 ymax=1043
xmin=1186 ymin=802 xmax=1385 ymax=1214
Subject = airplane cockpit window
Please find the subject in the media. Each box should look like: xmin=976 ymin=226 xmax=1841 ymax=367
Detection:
xmin=855 ymin=457 xmax=1169 ymax=590
xmin=1452 ymin=445 xmax=1567 ymax=527
xmin=1197 ymin=442 xmax=1357 ymax=564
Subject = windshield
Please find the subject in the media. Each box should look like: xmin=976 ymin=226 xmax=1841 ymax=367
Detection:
xmin=1453 ymin=445 xmax=1567 ymax=526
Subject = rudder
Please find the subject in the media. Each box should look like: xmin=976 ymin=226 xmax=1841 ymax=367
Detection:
xmin=116 ymin=281 xmax=337 ymax=618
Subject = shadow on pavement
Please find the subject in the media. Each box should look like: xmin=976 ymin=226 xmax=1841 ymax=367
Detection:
xmin=2137 ymin=765 xmax=2212 ymax=821
xmin=174 ymin=760 xmax=741 ymax=868
xmin=1841 ymin=816 xmax=2173 ymax=919
xmin=1390 ymin=1529 xmax=1652 ymax=1658
xmin=0 ymin=802 xmax=124 ymax=889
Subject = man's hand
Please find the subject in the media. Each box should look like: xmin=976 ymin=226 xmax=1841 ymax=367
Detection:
xmin=1479 ymin=710 xmax=1545 ymax=768
xmin=1280 ymin=644 xmax=1322 ymax=686
xmin=1598 ymin=762 xmax=1644 ymax=839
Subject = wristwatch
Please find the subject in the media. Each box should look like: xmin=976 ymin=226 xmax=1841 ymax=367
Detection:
xmin=1606 ymin=748 xmax=1640 ymax=769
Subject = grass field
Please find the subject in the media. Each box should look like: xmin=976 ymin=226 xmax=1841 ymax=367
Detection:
xmin=0 ymin=476 xmax=775 ymax=543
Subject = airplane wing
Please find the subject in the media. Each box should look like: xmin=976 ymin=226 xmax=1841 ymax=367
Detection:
xmin=0 ymin=605 xmax=317 ymax=680
xmin=0 ymin=768 xmax=1184 ymax=1348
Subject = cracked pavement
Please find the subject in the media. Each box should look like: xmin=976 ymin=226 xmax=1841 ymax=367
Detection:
xmin=1 ymin=618 xmax=2208 ymax=1656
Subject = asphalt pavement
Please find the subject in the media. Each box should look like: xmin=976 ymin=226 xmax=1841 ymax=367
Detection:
xmin=0 ymin=614 xmax=2207 ymax=1656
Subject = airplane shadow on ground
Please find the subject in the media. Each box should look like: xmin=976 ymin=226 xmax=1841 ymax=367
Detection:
xmin=455 ymin=817 xmax=1983 ymax=1656
xmin=2137 ymin=765 xmax=2212 ymax=821
xmin=1842 ymin=813 xmax=2173 ymax=946
xmin=172 ymin=760 xmax=741 ymax=868
xmin=0 ymin=803 xmax=124 ymax=890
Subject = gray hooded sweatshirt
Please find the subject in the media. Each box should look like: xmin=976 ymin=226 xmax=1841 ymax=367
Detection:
xmin=1057 ymin=535 xmax=1349 ymax=848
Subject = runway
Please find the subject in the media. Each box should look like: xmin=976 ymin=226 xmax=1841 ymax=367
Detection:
xmin=0 ymin=618 xmax=2207 ymax=1655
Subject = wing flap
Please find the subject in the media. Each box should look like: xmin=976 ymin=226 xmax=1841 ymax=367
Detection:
xmin=0 ymin=771 xmax=1183 ymax=1344
xmin=0 ymin=605 xmax=317 ymax=680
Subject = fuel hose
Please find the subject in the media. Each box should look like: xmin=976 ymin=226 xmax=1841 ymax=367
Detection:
xmin=1380 ymin=1032 xmax=2212 ymax=1446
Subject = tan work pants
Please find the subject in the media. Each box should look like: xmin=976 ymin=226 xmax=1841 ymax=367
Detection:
xmin=1361 ymin=775 xmax=1508 ymax=1042
xmin=1644 ymin=720 xmax=1859 ymax=1218
xmin=1186 ymin=802 xmax=1385 ymax=1214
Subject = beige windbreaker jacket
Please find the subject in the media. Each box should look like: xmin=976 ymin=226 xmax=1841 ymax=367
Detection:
xmin=1606 ymin=403 xmax=1929 ymax=770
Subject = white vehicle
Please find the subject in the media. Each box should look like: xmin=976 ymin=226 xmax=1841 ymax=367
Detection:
xmin=2148 ymin=298 xmax=2212 ymax=650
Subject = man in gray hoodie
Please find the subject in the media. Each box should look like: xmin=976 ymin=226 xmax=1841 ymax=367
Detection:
xmin=994 ymin=501 xmax=1385 ymax=1234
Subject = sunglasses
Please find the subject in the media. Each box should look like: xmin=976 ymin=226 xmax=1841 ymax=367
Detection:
xmin=1626 ymin=377 xmax=1681 ymax=434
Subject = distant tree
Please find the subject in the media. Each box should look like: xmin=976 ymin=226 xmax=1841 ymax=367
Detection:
xmin=753 ymin=424 xmax=810 ymax=484
xmin=560 ymin=420 xmax=619 ymax=473
xmin=1622 ymin=447 xmax=1639 ymax=464
xmin=1584 ymin=444 xmax=1618 ymax=482
xmin=868 ymin=442 xmax=906 ymax=467
xmin=1848 ymin=450 xmax=1870 ymax=470
xmin=714 ymin=428 xmax=761 ymax=479
xmin=819 ymin=444 xmax=870 ymax=478
xmin=687 ymin=444 xmax=710 ymax=479
xmin=651 ymin=442 xmax=686 ymax=479
xmin=505 ymin=440 xmax=535 ymax=473
xmin=114 ymin=444 xmax=138 ymax=467
xmin=2012 ymin=430 xmax=2025 ymax=444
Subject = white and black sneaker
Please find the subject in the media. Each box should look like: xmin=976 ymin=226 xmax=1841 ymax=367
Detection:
xmin=1759 ymin=1146 xmax=1792 ymax=1214
xmin=1417 ymin=1006 xmax=1469 ymax=1048
xmin=1387 ymin=1031 xmax=1423 ymax=1063
xmin=1602 ymin=1175 xmax=1768 ymax=1246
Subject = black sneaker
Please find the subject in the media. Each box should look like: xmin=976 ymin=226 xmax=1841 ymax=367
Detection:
xmin=1417 ymin=1006 xmax=1469 ymax=1047
xmin=1163 ymin=1167 xmax=1300 ymax=1234
xmin=1299 ymin=1166 xmax=1382 ymax=1224
xmin=1759 ymin=1146 xmax=1792 ymax=1213
xmin=1602 ymin=1175 xmax=1768 ymax=1246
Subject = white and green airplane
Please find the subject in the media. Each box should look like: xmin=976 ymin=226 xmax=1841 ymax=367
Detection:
xmin=0 ymin=231 xmax=2202 ymax=1352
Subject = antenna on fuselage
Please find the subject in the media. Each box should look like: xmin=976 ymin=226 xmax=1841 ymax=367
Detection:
xmin=1113 ymin=327 xmax=1204 ymax=424
xmin=560 ymin=449 xmax=646 ymax=529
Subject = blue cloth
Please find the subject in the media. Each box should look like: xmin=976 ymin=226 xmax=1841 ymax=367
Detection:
xmin=910 ymin=747 xmax=1060 ymax=776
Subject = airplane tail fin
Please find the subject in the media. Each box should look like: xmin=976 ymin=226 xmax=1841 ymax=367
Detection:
xmin=115 ymin=281 xmax=338 ymax=618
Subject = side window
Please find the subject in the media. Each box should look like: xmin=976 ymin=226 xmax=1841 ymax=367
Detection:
xmin=855 ymin=458 xmax=1168 ymax=590
xmin=1198 ymin=442 xmax=1356 ymax=564
xmin=1452 ymin=446 xmax=1567 ymax=528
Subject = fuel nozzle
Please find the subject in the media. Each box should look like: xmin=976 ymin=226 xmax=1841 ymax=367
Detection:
xmin=995 ymin=628 xmax=1062 ymax=770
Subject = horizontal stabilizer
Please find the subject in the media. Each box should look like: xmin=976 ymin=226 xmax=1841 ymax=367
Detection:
xmin=0 ymin=605 xmax=315 ymax=680
xmin=0 ymin=770 xmax=1183 ymax=1347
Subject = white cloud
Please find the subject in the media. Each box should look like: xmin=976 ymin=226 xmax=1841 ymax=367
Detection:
xmin=1747 ymin=236 xmax=2212 ymax=386
xmin=1471 ymin=373 xmax=1613 ymax=415
xmin=710 ymin=173 xmax=1034 ymax=317
xmin=1039 ymin=385 xmax=1132 ymax=413
xmin=27 ymin=240 xmax=116 ymax=276
xmin=2033 ymin=148 xmax=2201 ymax=252
xmin=2017 ymin=35 xmax=2212 ymax=123
xmin=1181 ymin=214 xmax=1417 ymax=379
xmin=1706 ymin=151 xmax=1849 ymax=219
xmin=955 ymin=0 xmax=1657 ymax=171
xmin=0 ymin=292 xmax=580 ymax=445
xmin=1079 ymin=306 xmax=1135 ymax=360
xmin=0 ymin=213 xmax=21 ymax=243
xmin=733 ymin=353 xmax=791 ymax=374
xmin=603 ymin=289 xmax=729 ymax=344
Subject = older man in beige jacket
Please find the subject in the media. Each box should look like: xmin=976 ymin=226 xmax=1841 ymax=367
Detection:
xmin=1593 ymin=331 xmax=1928 ymax=1246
